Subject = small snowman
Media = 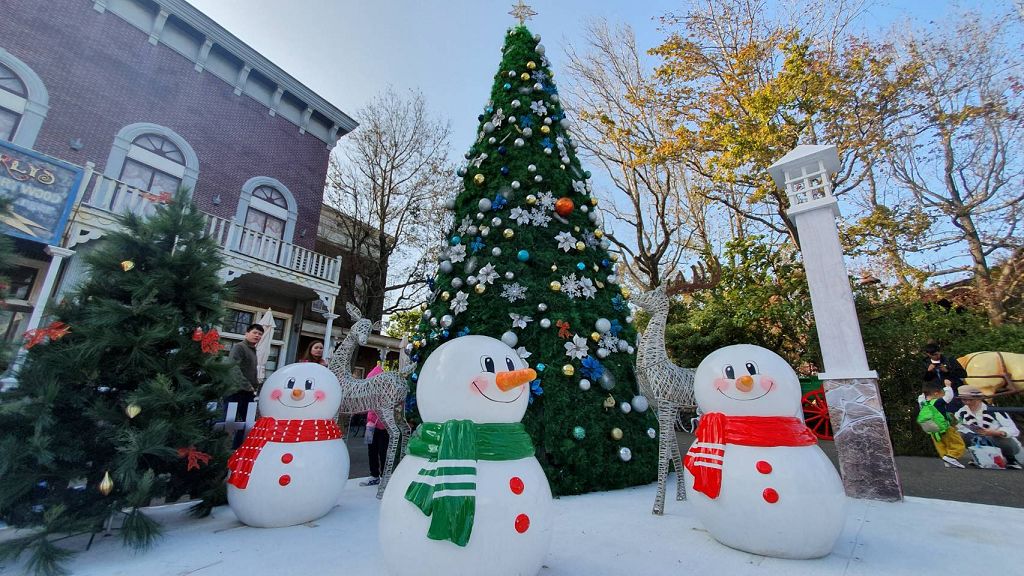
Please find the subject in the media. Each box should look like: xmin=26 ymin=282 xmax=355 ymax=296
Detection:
xmin=227 ymin=362 xmax=349 ymax=528
xmin=379 ymin=335 xmax=552 ymax=576
xmin=683 ymin=344 xmax=846 ymax=559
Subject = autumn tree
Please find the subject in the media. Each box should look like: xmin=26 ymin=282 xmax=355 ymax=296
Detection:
xmin=325 ymin=88 xmax=458 ymax=314
xmin=562 ymin=20 xmax=714 ymax=291
xmin=884 ymin=11 xmax=1024 ymax=325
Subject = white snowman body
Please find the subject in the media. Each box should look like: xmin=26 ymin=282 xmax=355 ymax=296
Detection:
xmin=380 ymin=335 xmax=552 ymax=576
xmin=683 ymin=344 xmax=846 ymax=559
xmin=227 ymin=362 xmax=350 ymax=528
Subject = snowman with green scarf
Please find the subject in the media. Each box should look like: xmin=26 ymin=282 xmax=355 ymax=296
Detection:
xmin=380 ymin=335 xmax=553 ymax=576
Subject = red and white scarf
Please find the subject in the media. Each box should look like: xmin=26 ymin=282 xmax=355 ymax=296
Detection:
xmin=227 ymin=417 xmax=342 ymax=489
xmin=684 ymin=413 xmax=817 ymax=499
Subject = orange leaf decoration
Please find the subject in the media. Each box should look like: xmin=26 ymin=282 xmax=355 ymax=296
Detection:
xmin=198 ymin=328 xmax=224 ymax=354
xmin=177 ymin=446 xmax=212 ymax=471
xmin=23 ymin=321 xmax=70 ymax=349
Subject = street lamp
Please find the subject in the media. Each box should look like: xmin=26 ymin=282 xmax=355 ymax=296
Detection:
xmin=769 ymin=144 xmax=902 ymax=502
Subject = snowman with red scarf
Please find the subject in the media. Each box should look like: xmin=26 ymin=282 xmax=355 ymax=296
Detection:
xmin=683 ymin=344 xmax=846 ymax=559
xmin=226 ymin=363 xmax=349 ymax=528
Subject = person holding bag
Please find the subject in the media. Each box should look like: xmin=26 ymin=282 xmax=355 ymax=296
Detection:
xmin=955 ymin=385 xmax=1023 ymax=469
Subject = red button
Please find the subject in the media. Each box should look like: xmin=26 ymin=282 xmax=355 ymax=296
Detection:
xmin=763 ymin=488 xmax=779 ymax=503
xmin=281 ymin=453 xmax=293 ymax=464
xmin=514 ymin=513 xmax=530 ymax=533
xmin=756 ymin=460 xmax=772 ymax=474
xmin=509 ymin=476 xmax=524 ymax=494
xmin=278 ymin=475 xmax=291 ymax=486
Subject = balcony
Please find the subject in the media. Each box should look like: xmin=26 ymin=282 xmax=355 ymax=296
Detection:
xmin=67 ymin=164 xmax=341 ymax=289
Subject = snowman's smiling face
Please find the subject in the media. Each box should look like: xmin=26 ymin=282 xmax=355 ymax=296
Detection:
xmin=418 ymin=335 xmax=536 ymax=423
xmin=694 ymin=344 xmax=802 ymax=417
xmin=258 ymin=363 xmax=342 ymax=420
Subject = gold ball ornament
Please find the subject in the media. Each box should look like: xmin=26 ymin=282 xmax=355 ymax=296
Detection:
xmin=503 ymin=228 xmax=515 ymax=239
xmin=473 ymin=173 xmax=485 ymax=185
xmin=562 ymin=364 xmax=575 ymax=376
xmin=527 ymin=61 xmax=537 ymax=70
xmin=610 ymin=427 xmax=624 ymax=440
xmin=540 ymin=125 xmax=550 ymax=134
xmin=573 ymin=226 xmax=581 ymax=233
xmin=120 ymin=260 xmax=135 ymax=272
xmin=98 ymin=471 xmax=114 ymax=496
xmin=475 ymin=284 xmax=487 ymax=294
xmin=594 ymin=230 xmax=604 ymax=238
xmin=620 ymin=287 xmax=631 ymax=298
xmin=526 ymin=194 xmax=537 ymax=205
xmin=441 ymin=291 xmax=451 ymax=301
xmin=550 ymin=281 xmax=562 ymax=291
xmin=575 ymin=241 xmax=586 ymax=251
xmin=590 ymin=332 xmax=601 ymax=342
xmin=610 ymin=253 xmax=619 ymax=261
xmin=125 ymin=404 xmax=142 ymax=419
xmin=590 ymin=197 xmax=599 ymax=206
xmin=520 ymin=72 xmax=531 ymax=81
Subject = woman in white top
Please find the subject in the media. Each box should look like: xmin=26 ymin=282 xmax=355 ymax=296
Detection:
xmin=955 ymin=385 xmax=1023 ymax=469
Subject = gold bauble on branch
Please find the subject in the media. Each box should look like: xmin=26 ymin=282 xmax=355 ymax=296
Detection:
xmin=520 ymin=72 xmax=531 ymax=81
xmin=125 ymin=404 xmax=141 ymax=419
xmin=441 ymin=291 xmax=451 ymax=301
xmin=549 ymin=281 xmax=562 ymax=291
xmin=475 ymin=284 xmax=487 ymax=294
xmin=503 ymin=228 xmax=515 ymax=239
xmin=98 ymin=471 xmax=114 ymax=496
xmin=590 ymin=332 xmax=601 ymax=342
xmin=610 ymin=427 xmax=624 ymax=440
xmin=562 ymin=364 xmax=575 ymax=376
xmin=540 ymin=125 xmax=550 ymax=134
xmin=120 ymin=260 xmax=135 ymax=272
xmin=473 ymin=173 xmax=486 ymax=185
xmin=527 ymin=61 xmax=537 ymax=70
xmin=620 ymin=287 xmax=631 ymax=298
xmin=594 ymin=229 xmax=604 ymax=238
xmin=575 ymin=241 xmax=585 ymax=251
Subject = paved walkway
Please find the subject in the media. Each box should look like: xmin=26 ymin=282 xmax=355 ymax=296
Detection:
xmin=345 ymin=431 xmax=1024 ymax=508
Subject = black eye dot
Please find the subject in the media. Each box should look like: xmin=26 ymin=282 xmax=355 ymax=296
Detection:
xmin=724 ymin=365 xmax=735 ymax=380
xmin=506 ymin=357 xmax=516 ymax=371
xmin=287 ymin=377 xmax=296 ymax=389
xmin=304 ymin=379 xmax=313 ymax=390
xmin=483 ymin=356 xmax=495 ymax=373
xmin=745 ymin=362 xmax=757 ymax=375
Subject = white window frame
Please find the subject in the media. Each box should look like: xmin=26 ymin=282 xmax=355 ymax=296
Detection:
xmin=103 ymin=123 xmax=199 ymax=193
xmin=0 ymin=47 xmax=48 ymax=148
xmin=235 ymin=176 xmax=298 ymax=244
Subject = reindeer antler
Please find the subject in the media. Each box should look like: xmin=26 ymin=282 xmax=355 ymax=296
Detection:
xmin=665 ymin=258 xmax=721 ymax=297
xmin=346 ymin=302 xmax=363 ymax=322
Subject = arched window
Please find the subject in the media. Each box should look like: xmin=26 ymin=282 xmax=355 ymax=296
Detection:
xmin=104 ymin=123 xmax=199 ymax=194
xmin=235 ymin=176 xmax=298 ymax=244
xmin=0 ymin=48 xmax=48 ymax=148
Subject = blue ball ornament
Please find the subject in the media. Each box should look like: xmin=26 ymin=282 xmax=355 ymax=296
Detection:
xmin=498 ymin=146 xmax=507 ymax=155
xmin=573 ymin=426 xmax=586 ymax=440
xmin=486 ymin=106 xmax=494 ymax=113
xmin=450 ymin=236 xmax=461 ymax=245
xmin=411 ymin=373 xmax=419 ymax=381
xmin=576 ymin=262 xmax=586 ymax=271
xmin=601 ymin=259 xmax=610 ymax=267
xmin=536 ymin=363 xmax=546 ymax=372
xmin=503 ymin=82 xmax=512 ymax=90
xmin=517 ymin=250 xmax=530 ymax=262
xmin=584 ymin=170 xmax=592 ymax=179
xmin=501 ymin=166 xmax=510 ymax=175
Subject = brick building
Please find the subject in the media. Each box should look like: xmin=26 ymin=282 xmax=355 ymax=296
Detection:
xmin=0 ymin=0 xmax=390 ymax=376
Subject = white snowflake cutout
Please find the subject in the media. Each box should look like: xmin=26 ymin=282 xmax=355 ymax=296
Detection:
xmin=529 ymin=209 xmax=551 ymax=227
xmin=501 ymin=282 xmax=528 ymax=302
xmin=537 ymin=191 xmax=555 ymax=210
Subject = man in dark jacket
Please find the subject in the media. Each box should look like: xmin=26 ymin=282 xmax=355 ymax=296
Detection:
xmin=923 ymin=342 xmax=967 ymax=411
xmin=225 ymin=323 xmax=264 ymax=448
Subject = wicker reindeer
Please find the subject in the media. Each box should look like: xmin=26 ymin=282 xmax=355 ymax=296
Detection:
xmin=632 ymin=261 xmax=721 ymax=515
xmin=328 ymin=303 xmax=413 ymax=499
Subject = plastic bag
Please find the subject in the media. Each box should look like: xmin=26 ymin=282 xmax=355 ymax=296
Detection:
xmin=365 ymin=425 xmax=374 ymax=445
xmin=968 ymin=438 xmax=1006 ymax=469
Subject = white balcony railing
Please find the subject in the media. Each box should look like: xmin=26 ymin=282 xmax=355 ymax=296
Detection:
xmin=77 ymin=170 xmax=341 ymax=285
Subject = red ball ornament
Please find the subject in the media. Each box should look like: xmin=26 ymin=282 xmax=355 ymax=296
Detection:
xmin=554 ymin=197 xmax=574 ymax=216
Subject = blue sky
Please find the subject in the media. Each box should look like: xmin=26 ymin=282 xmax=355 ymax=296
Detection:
xmin=183 ymin=0 xmax=998 ymax=156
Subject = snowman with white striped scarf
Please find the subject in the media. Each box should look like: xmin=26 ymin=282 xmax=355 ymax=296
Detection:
xmin=379 ymin=335 xmax=552 ymax=576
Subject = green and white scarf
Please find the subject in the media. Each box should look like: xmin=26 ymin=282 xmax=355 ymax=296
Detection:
xmin=405 ymin=419 xmax=535 ymax=547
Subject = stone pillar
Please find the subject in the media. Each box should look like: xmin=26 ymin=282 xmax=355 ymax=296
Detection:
xmin=770 ymin=145 xmax=902 ymax=502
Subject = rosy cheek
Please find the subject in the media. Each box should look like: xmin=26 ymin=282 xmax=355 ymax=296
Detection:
xmin=314 ymin=390 xmax=326 ymax=401
xmin=713 ymin=378 xmax=730 ymax=391
xmin=470 ymin=376 xmax=489 ymax=395
xmin=759 ymin=376 xmax=774 ymax=391
xmin=270 ymin=389 xmax=282 ymax=400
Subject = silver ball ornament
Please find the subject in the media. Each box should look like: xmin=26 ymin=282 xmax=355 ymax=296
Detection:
xmin=483 ymin=122 xmax=495 ymax=133
xmin=429 ymin=317 xmax=438 ymax=326
xmin=527 ymin=164 xmax=537 ymax=173
xmin=539 ymin=318 xmax=551 ymax=328
xmin=478 ymin=198 xmax=492 ymax=212
xmin=537 ymin=303 xmax=548 ymax=312
xmin=504 ymin=271 xmax=515 ymax=280
xmin=511 ymin=181 xmax=521 ymax=189
xmin=440 ymin=314 xmax=454 ymax=328
xmin=501 ymin=331 xmax=519 ymax=348
xmin=533 ymin=83 xmax=543 ymax=91
xmin=647 ymin=428 xmax=657 ymax=439
xmin=579 ymin=379 xmax=591 ymax=391
xmin=467 ymin=225 xmax=479 ymax=236
xmin=595 ymin=318 xmax=612 ymax=333
xmin=620 ymin=402 xmax=632 ymax=414
xmin=439 ymin=260 xmax=453 ymax=274
xmin=514 ymin=138 xmax=525 ymax=147
xmin=488 ymin=136 xmax=497 ymax=144
xmin=631 ymin=395 xmax=650 ymax=413
xmin=451 ymin=277 xmax=464 ymax=289
xmin=511 ymin=99 xmax=521 ymax=108
xmin=597 ymin=348 xmax=610 ymax=359
xmin=466 ymin=275 xmax=478 ymax=286
xmin=491 ymin=247 xmax=502 ymax=257
xmin=491 ymin=217 xmax=502 ymax=226
xmin=534 ymin=175 xmax=543 ymax=182
xmin=445 ymin=198 xmax=456 ymax=209
xmin=599 ymin=371 xmax=616 ymax=390
xmin=522 ymin=127 xmax=533 ymax=137
xmin=619 ymin=447 xmax=632 ymax=462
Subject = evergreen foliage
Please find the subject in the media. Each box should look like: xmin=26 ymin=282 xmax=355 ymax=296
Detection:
xmin=0 ymin=191 xmax=241 ymax=576
xmin=408 ymin=26 xmax=657 ymax=496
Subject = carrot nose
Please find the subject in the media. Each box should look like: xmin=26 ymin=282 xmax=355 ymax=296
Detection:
xmin=291 ymin=389 xmax=305 ymax=400
xmin=496 ymin=368 xmax=537 ymax=392
xmin=735 ymin=374 xmax=754 ymax=392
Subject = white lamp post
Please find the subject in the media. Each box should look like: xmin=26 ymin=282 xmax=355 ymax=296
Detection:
xmin=769 ymin=144 xmax=902 ymax=502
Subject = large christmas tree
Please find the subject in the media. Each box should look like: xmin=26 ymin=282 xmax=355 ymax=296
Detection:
xmin=409 ymin=23 xmax=658 ymax=495
xmin=0 ymin=192 xmax=241 ymax=576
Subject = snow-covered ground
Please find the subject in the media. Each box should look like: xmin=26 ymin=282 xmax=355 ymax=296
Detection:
xmin=4 ymin=476 xmax=1019 ymax=576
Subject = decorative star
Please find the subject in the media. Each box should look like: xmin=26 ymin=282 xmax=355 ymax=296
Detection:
xmin=509 ymin=0 xmax=537 ymax=25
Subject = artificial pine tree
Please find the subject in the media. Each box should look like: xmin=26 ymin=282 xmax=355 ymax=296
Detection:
xmin=0 ymin=191 xmax=241 ymax=576
xmin=408 ymin=24 xmax=658 ymax=495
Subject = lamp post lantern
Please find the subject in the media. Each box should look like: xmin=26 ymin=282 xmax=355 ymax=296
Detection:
xmin=769 ymin=144 xmax=902 ymax=502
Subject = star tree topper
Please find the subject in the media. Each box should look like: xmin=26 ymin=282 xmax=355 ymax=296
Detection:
xmin=509 ymin=0 xmax=537 ymax=25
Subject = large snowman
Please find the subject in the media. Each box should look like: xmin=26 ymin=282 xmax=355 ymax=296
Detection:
xmin=380 ymin=335 xmax=552 ymax=576
xmin=683 ymin=344 xmax=846 ymax=559
xmin=226 ymin=362 xmax=349 ymax=528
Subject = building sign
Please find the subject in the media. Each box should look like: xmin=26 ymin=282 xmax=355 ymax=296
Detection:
xmin=0 ymin=140 xmax=83 ymax=245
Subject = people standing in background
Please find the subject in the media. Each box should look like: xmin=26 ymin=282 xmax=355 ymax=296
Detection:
xmin=225 ymin=323 xmax=264 ymax=449
xmin=923 ymin=342 xmax=967 ymax=411
xmin=955 ymin=385 xmax=1024 ymax=469
xmin=359 ymin=409 xmax=390 ymax=486
xmin=299 ymin=340 xmax=328 ymax=366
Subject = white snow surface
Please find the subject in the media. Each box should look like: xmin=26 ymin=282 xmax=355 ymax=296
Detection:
xmin=3 ymin=477 xmax=1018 ymax=576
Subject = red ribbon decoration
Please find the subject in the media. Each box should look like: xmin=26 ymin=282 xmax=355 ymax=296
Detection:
xmin=192 ymin=327 xmax=224 ymax=354
xmin=556 ymin=320 xmax=572 ymax=339
xmin=176 ymin=446 xmax=212 ymax=471
xmin=23 ymin=321 xmax=70 ymax=349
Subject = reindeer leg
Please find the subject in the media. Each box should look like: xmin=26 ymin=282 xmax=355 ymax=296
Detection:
xmin=669 ymin=405 xmax=687 ymax=501
xmin=377 ymin=408 xmax=401 ymax=500
xmin=653 ymin=403 xmax=674 ymax=515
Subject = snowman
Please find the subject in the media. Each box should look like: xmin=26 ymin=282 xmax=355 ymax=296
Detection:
xmin=682 ymin=344 xmax=846 ymax=559
xmin=379 ymin=335 xmax=552 ymax=576
xmin=226 ymin=362 xmax=349 ymax=528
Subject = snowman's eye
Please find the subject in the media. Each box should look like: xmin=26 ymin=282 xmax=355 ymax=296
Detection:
xmin=724 ymin=365 xmax=735 ymax=380
xmin=286 ymin=377 xmax=296 ymax=389
xmin=304 ymin=379 xmax=313 ymax=391
xmin=745 ymin=362 xmax=758 ymax=375
xmin=481 ymin=356 xmax=496 ymax=373
xmin=505 ymin=357 xmax=516 ymax=371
